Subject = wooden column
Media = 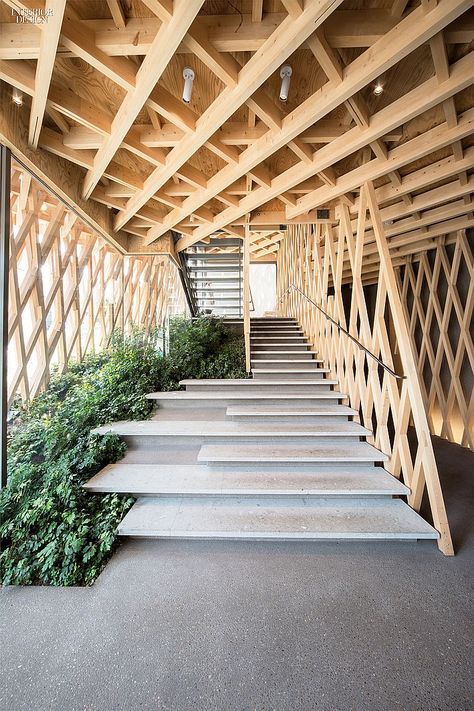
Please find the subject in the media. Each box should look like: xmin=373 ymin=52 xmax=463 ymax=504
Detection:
xmin=243 ymin=227 xmax=251 ymax=373
xmin=0 ymin=145 xmax=10 ymax=489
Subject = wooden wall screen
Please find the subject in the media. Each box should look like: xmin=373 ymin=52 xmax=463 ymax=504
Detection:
xmin=8 ymin=162 xmax=187 ymax=406
xmin=398 ymin=231 xmax=473 ymax=451
xmin=277 ymin=181 xmax=454 ymax=555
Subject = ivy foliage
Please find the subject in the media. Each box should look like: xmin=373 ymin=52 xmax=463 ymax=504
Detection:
xmin=0 ymin=318 xmax=245 ymax=586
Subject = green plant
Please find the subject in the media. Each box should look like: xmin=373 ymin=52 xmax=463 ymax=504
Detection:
xmin=0 ymin=318 xmax=245 ymax=586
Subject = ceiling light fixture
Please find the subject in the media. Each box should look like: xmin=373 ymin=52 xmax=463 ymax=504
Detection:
xmin=12 ymin=89 xmax=23 ymax=106
xmin=279 ymin=65 xmax=292 ymax=102
xmin=374 ymin=83 xmax=384 ymax=96
xmin=182 ymin=67 xmax=195 ymax=103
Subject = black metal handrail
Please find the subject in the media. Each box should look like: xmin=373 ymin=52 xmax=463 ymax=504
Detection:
xmin=278 ymin=284 xmax=405 ymax=380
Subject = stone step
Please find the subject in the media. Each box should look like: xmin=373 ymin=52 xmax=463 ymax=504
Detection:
xmin=250 ymin=350 xmax=318 ymax=359
xmin=94 ymin=419 xmax=371 ymax=440
xmin=84 ymin=463 xmax=410 ymax=496
xmin=199 ymin=441 xmax=388 ymax=464
xmin=251 ymin=327 xmax=302 ymax=331
xmin=251 ymin=359 xmax=324 ymax=367
xmin=180 ymin=379 xmax=337 ymax=392
xmin=252 ymin=369 xmax=329 ymax=380
xmin=251 ymin=343 xmax=313 ymax=351
xmin=117 ymin=498 xmax=438 ymax=540
xmin=148 ymin=390 xmax=346 ymax=409
xmin=251 ymin=335 xmax=307 ymax=340
xmin=226 ymin=405 xmax=357 ymax=418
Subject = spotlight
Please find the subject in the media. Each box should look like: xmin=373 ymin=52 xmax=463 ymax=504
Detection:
xmin=374 ymin=83 xmax=383 ymax=96
xmin=12 ymin=89 xmax=23 ymax=106
xmin=279 ymin=65 xmax=292 ymax=102
xmin=182 ymin=67 xmax=195 ymax=103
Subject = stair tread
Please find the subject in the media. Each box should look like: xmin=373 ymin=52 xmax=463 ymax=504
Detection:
xmin=227 ymin=405 xmax=357 ymax=416
xmin=252 ymin=369 xmax=329 ymax=373
xmin=117 ymin=497 xmax=438 ymax=539
xmin=147 ymin=391 xmax=346 ymax=400
xmin=94 ymin=420 xmax=371 ymax=437
xmin=84 ymin=463 xmax=410 ymax=496
xmin=251 ymin=358 xmax=323 ymax=362
xmin=198 ymin=441 xmax=388 ymax=463
xmin=180 ymin=378 xmax=337 ymax=386
xmin=251 ymin=350 xmax=318 ymax=354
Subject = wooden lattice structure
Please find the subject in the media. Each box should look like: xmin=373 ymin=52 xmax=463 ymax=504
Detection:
xmin=0 ymin=0 xmax=472 ymax=257
xmin=277 ymin=182 xmax=456 ymax=555
xmin=398 ymin=231 xmax=473 ymax=450
xmin=8 ymin=161 xmax=187 ymax=405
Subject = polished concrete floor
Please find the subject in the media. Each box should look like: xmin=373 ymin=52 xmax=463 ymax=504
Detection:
xmin=0 ymin=436 xmax=473 ymax=711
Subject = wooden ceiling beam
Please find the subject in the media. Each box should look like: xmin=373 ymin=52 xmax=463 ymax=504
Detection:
xmin=1 ymin=11 xmax=472 ymax=59
xmin=82 ymin=0 xmax=205 ymax=200
xmin=154 ymin=2 xmax=473 ymax=249
xmin=105 ymin=0 xmax=126 ymax=30
xmin=114 ymin=0 xmax=346 ymax=231
xmin=175 ymin=50 xmax=472 ymax=251
xmin=287 ymin=104 xmax=473 ymax=219
xmin=28 ymin=0 xmax=66 ymax=148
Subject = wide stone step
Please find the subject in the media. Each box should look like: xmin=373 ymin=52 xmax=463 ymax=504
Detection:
xmin=226 ymin=405 xmax=357 ymax=418
xmin=84 ymin=463 xmax=410 ymax=496
xmin=198 ymin=441 xmax=388 ymax=464
xmin=117 ymin=498 xmax=438 ymax=540
xmin=179 ymin=379 xmax=337 ymax=391
xmin=148 ymin=391 xmax=347 ymax=407
xmin=94 ymin=419 xmax=370 ymax=439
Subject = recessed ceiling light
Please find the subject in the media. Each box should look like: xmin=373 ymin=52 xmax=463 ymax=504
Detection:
xmin=374 ymin=83 xmax=384 ymax=96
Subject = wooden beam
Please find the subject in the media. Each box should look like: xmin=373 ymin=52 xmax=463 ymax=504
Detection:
xmin=287 ymin=100 xmax=474 ymax=219
xmin=149 ymin=0 xmax=472 ymax=247
xmin=114 ymin=0 xmax=346 ymax=230
xmin=175 ymin=47 xmax=473 ymax=251
xmin=82 ymin=0 xmax=205 ymax=199
xmin=28 ymin=0 xmax=66 ymax=148
xmin=1 ymin=11 xmax=472 ymax=59
xmin=106 ymin=0 xmax=126 ymax=29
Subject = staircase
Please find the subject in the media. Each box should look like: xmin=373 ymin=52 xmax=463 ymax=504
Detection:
xmin=84 ymin=318 xmax=438 ymax=543
xmin=184 ymin=238 xmax=243 ymax=317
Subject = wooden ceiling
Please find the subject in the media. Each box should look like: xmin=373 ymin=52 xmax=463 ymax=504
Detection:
xmin=0 ymin=0 xmax=473 ymax=259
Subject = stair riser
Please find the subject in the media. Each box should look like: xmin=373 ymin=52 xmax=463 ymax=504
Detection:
xmin=183 ymin=383 xmax=332 ymax=392
xmin=251 ymin=360 xmax=323 ymax=369
xmin=229 ymin=415 xmax=351 ymax=424
xmin=253 ymin=372 xmax=326 ymax=380
xmin=251 ymin=341 xmax=308 ymax=347
xmin=112 ymin=491 xmax=393 ymax=499
xmin=154 ymin=396 xmax=343 ymax=408
xmin=251 ymin=352 xmax=316 ymax=360
xmin=120 ymin=434 xmax=367 ymax=449
xmin=251 ymin=344 xmax=313 ymax=352
xmin=251 ymin=330 xmax=304 ymax=335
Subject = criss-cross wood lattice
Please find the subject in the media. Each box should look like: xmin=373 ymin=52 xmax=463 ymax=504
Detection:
xmin=8 ymin=162 xmax=187 ymax=406
xmin=277 ymin=180 xmax=453 ymax=555
xmin=398 ymin=231 xmax=473 ymax=450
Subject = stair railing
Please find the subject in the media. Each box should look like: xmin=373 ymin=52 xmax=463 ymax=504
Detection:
xmin=278 ymin=284 xmax=405 ymax=380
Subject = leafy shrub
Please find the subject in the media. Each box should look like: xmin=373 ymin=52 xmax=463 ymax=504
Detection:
xmin=0 ymin=317 xmax=245 ymax=586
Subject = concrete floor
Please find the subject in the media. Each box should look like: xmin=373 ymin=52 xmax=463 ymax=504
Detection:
xmin=0 ymin=437 xmax=473 ymax=711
